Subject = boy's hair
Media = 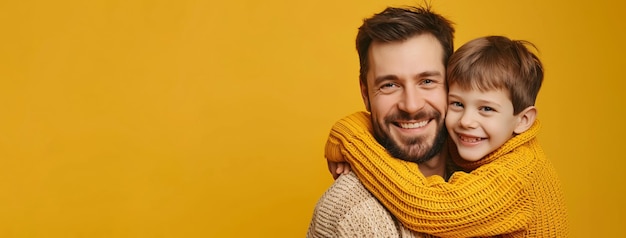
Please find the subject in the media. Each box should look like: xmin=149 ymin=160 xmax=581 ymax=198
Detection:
xmin=356 ymin=6 xmax=455 ymax=85
xmin=447 ymin=35 xmax=544 ymax=115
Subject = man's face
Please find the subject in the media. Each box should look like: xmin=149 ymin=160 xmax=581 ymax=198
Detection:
xmin=361 ymin=34 xmax=448 ymax=163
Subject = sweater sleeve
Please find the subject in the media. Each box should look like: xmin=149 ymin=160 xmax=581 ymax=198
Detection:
xmin=325 ymin=111 xmax=533 ymax=237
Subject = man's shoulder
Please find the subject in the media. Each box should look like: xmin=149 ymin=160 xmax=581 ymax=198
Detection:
xmin=322 ymin=172 xmax=371 ymax=204
xmin=307 ymin=173 xmax=410 ymax=237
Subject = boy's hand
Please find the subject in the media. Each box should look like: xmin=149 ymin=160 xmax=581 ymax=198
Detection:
xmin=327 ymin=161 xmax=352 ymax=180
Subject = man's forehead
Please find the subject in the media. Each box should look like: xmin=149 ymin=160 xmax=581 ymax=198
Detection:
xmin=367 ymin=41 xmax=445 ymax=79
xmin=368 ymin=35 xmax=444 ymax=64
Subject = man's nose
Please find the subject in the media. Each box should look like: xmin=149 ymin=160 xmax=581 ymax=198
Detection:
xmin=397 ymin=87 xmax=425 ymax=114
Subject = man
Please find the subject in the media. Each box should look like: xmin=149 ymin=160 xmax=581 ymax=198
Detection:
xmin=307 ymin=6 xmax=455 ymax=237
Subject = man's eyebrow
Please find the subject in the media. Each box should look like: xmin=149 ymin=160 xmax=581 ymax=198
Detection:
xmin=374 ymin=71 xmax=443 ymax=85
xmin=373 ymin=75 xmax=398 ymax=85
xmin=417 ymin=71 xmax=443 ymax=78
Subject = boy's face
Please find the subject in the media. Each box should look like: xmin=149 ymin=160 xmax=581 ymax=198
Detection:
xmin=445 ymin=84 xmax=521 ymax=161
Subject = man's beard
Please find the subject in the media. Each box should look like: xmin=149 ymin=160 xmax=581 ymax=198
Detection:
xmin=372 ymin=110 xmax=447 ymax=164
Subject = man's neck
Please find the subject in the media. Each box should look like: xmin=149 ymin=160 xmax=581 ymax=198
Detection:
xmin=418 ymin=153 xmax=447 ymax=178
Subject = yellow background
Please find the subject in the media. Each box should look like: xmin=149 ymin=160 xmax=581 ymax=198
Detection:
xmin=1 ymin=0 xmax=624 ymax=237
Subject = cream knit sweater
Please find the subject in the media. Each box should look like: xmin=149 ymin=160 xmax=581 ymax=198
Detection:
xmin=323 ymin=111 xmax=568 ymax=237
xmin=307 ymin=171 xmax=431 ymax=238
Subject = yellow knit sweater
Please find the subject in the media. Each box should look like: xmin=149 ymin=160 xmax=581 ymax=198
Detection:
xmin=325 ymin=111 xmax=568 ymax=237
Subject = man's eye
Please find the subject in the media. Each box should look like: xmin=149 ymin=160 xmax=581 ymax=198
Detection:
xmin=423 ymin=79 xmax=433 ymax=84
xmin=379 ymin=83 xmax=399 ymax=93
xmin=381 ymin=83 xmax=395 ymax=88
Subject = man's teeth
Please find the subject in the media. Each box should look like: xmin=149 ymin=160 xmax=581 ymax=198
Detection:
xmin=399 ymin=121 xmax=427 ymax=129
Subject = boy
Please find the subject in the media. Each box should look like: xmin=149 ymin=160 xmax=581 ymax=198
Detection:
xmin=325 ymin=36 xmax=568 ymax=236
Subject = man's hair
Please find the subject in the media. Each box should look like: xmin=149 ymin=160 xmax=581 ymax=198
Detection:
xmin=447 ymin=35 xmax=544 ymax=115
xmin=356 ymin=6 xmax=455 ymax=85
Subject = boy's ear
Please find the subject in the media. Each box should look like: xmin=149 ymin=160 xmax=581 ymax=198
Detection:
xmin=514 ymin=106 xmax=537 ymax=134
xmin=360 ymin=80 xmax=371 ymax=112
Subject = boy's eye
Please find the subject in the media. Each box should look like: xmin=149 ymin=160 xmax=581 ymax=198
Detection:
xmin=481 ymin=106 xmax=495 ymax=112
xmin=450 ymin=101 xmax=463 ymax=108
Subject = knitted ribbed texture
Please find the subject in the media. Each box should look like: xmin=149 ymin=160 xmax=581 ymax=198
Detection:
xmin=307 ymin=172 xmax=428 ymax=238
xmin=325 ymin=111 xmax=568 ymax=237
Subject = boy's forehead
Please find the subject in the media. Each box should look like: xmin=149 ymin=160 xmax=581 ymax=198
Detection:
xmin=448 ymin=77 xmax=509 ymax=92
xmin=449 ymin=83 xmax=512 ymax=100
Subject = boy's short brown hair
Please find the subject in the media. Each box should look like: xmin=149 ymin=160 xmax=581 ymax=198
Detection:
xmin=447 ymin=36 xmax=543 ymax=115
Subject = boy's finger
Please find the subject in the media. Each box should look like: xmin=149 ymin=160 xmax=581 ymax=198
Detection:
xmin=336 ymin=163 xmax=345 ymax=174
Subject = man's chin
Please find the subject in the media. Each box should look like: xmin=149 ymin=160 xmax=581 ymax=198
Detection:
xmin=385 ymin=142 xmax=431 ymax=163
xmin=374 ymin=122 xmax=447 ymax=164
xmin=373 ymin=128 xmax=436 ymax=163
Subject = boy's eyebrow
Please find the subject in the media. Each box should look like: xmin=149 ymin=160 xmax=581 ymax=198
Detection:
xmin=478 ymin=99 xmax=503 ymax=108
xmin=447 ymin=92 xmax=503 ymax=106
xmin=373 ymin=71 xmax=442 ymax=85
xmin=447 ymin=93 xmax=462 ymax=101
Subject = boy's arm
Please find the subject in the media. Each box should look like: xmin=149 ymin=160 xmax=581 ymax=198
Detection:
xmin=326 ymin=111 xmax=533 ymax=237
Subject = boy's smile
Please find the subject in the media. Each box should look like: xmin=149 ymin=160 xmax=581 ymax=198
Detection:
xmin=445 ymin=85 xmax=520 ymax=161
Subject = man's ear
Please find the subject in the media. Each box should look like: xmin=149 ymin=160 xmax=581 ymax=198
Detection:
xmin=514 ymin=106 xmax=537 ymax=134
xmin=360 ymin=80 xmax=371 ymax=112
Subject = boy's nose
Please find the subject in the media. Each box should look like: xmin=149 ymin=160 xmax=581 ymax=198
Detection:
xmin=459 ymin=112 xmax=478 ymax=129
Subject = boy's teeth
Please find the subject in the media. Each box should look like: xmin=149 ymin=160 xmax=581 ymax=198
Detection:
xmin=399 ymin=121 xmax=427 ymax=129
xmin=461 ymin=136 xmax=482 ymax=142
